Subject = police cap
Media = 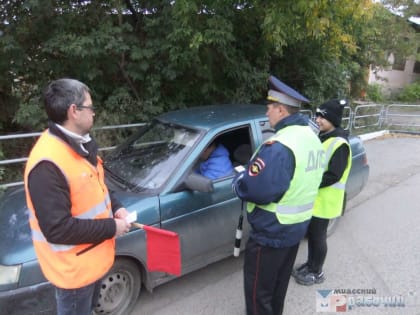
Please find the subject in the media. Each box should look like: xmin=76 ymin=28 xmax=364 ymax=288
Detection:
xmin=267 ymin=75 xmax=310 ymax=108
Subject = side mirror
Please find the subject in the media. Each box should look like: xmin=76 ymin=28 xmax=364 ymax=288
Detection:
xmin=184 ymin=172 xmax=214 ymax=193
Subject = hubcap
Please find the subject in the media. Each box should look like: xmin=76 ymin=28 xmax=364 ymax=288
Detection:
xmin=95 ymin=271 xmax=132 ymax=314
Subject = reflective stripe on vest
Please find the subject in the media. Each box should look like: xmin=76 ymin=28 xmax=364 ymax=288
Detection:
xmin=28 ymin=193 xmax=112 ymax=252
xmin=276 ymin=202 xmax=315 ymax=214
xmin=31 ymin=230 xmax=73 ymax=252
xmin=247 ymin=125 xmax=324 ymax=224
xmin=24 ymin=130 xmax=115 ymax=289
xmin=312 ymin=137 xmax=352 ymax=219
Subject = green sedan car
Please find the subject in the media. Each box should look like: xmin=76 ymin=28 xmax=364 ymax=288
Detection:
xmin=0 ymin=104 xmax=369 ymax=315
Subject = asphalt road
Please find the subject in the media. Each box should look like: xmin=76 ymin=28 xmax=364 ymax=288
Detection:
xmin=131 ymin=134 xmax=420 ymax=315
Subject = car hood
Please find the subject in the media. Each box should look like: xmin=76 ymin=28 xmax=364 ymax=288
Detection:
xmin=0 ymin=187 xmax=159 ymax=266
xmin=0 ymin=187 xmax=35 ymax=265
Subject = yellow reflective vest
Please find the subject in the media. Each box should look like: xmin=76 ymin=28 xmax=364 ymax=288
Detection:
xmin=247 ymin=125 xmax=324 ymax=224
xmin=24 ymin=130 xmax=115 ymax=289
xmin=313 ymin=137 xmax=352 ymax=219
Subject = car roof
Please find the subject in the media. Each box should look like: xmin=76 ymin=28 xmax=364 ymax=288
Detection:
xmin=156 ymin=104 xmax=267 ymax=130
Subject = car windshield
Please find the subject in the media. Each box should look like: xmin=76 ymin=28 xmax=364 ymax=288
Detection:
xmin=104 ymin=120 xmax=200 ymax=192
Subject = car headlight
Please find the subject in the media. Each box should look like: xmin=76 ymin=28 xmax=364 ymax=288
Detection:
xmin=0 ymin=264 xmax=21 ymax=285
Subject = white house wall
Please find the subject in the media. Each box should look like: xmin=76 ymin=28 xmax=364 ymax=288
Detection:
xmin=368 ymin=57 xmax=420 ymax=96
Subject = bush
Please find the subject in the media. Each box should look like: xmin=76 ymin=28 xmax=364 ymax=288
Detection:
xmin=366 ymin=84 xmax=385 ymax=102
xmin=397 ymin=81 xmax=420 ymax=103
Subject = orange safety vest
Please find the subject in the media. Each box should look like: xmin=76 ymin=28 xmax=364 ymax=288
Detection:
xmin=24 ymin=130 xmax=115 ymax=289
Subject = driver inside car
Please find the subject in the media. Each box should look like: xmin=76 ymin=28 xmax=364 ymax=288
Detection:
xmin=196 ymin=140 xmax=234 ymax=180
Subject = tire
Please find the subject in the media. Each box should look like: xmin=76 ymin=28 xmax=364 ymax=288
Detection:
xmin=94 ymin=258 xmax=142 ymax=315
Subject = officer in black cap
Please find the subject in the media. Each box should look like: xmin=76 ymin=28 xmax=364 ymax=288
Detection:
xmin=292 ymin=99 xmax=352 ymax=286
xmin=233 ymin=75 xmax=324 ymax=315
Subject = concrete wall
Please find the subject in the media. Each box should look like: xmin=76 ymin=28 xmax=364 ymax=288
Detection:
xmin=368 ymin=56 xmax=420 ymax=96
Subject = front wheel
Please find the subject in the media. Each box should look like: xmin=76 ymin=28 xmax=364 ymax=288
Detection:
xmin=94 ymin=258 xmax=142 ymax=315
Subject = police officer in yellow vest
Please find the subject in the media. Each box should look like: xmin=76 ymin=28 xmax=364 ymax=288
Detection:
xmin=24 ymin=78 xmax=132 ymax=315
xmin=233 ymin=75 xmax=324 ymax=315
xmin=292 ymin=99 xmax=352 ymax=286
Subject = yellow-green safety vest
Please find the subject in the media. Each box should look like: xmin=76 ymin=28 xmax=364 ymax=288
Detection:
xmin=247 ymin=125 xmax=324 ymax=224
xmin=312 ymin=137 xmax=352 ymax=219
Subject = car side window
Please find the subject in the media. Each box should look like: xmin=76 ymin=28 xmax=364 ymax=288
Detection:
xmin=195 ymin=126 xmax=254 ymax=180
xmin=196 ymin=138 xmax=234 ymax=180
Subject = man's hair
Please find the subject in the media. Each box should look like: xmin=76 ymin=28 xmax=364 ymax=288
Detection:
xmin=43 ymin=78 xmax=90 ymax=124
xmin=281 ymin=104 xmax=300 ymax=115
xmin=273 ymin=103 xmax=300 ymax=115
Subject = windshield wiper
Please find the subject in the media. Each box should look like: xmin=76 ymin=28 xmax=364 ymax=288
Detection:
xmin=103 ymin=164 xmax=138 ymax=191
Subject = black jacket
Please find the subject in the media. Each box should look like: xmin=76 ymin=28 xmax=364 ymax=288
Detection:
xmin=27 ymin=122 xmax=122 ymax=245
xmin=319 ymin=127 xmax=350 ymax=188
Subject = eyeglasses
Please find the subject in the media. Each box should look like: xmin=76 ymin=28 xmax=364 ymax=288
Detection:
xmin=76 ymin=105 xmax=96 ymax=113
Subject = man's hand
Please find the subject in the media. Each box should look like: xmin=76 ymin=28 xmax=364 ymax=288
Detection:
xmin=114 ymin=208 xmax=131 ymax=237
xmin=114 ymin=218 xmax=131 ymax=237
xmin=232 ymin=171 xmax=244 ymax=195
xmin=114 ymin=207 xmax=130 ymax=219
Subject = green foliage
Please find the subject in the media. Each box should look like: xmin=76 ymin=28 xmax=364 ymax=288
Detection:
xmin=260 ymin=0 xmax=417 ymax=104
xmin=366 ymin=84 xmax=386 ymax=102
xmin=397 ymin=81 xmax=420 ymax=103
xmin=300 ymin=60 xmax=352 ymax=106
xmin=13 ymin=84 xmax=47 ymax=131
xmin=0 ymin=0 xmax=418 ymax=187
xmin=0 ymin=0 xmax=418 ymax=133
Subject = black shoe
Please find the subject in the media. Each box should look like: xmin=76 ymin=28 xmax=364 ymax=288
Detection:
xmin=294 ymin=270 xmax=325 ymax=286
xmin=291 ymin=262 xmax=309 ymax=278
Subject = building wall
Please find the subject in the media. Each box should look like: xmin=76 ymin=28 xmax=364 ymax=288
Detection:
xmin=369 ymin=56 xmax=420 ymax=97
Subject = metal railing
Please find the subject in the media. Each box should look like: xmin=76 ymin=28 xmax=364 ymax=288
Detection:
xmin=2 ymin=103 xmax=420 ymax=188
xmin=352 ymin=104 xmax=385 ymax=129
xmin=384 ymin=104 xmax=420 ymax=131
xmin=0 ymin=123 xmax=145 ymax=188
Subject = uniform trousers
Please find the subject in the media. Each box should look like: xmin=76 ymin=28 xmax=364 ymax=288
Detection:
xmin=244 ymin=237 xmax=299 ymax=315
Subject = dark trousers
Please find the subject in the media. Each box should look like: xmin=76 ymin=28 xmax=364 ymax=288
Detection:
xmin=55 ymin=280 xmax=101 ymax=315
xmin=244 ymin=238 xmax=299 ymax=315
xmin=306 ymin=216 xmax=329 ymax=273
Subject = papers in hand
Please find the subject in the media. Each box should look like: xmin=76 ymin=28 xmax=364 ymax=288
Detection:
xmin=234 ymin=165 xmax=245 ymax=173
xmin=125 ymin=211 xmax=137 ymax=224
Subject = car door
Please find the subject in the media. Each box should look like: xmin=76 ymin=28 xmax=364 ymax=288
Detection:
xmin=157 ymin=126 xmax=256 ymax=274
xmin=158 ymin=174 xmax=241 ymax=274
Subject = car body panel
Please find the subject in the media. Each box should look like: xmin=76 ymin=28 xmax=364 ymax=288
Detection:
xmin=159 ymin=178 xmax=242 ymax=271
xmin=0 ymin=280 xmax=54 ymax=315
xmin=345 ymin=136 xmax=370 ymax=201
xmin=0 ymin=187 xmax=34 ymax=266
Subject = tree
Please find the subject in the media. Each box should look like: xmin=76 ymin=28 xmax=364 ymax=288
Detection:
xmin=0 ymin=0 xmax=418 ymax=132
xmin=260 ymin=0 xmax=418 ymax=105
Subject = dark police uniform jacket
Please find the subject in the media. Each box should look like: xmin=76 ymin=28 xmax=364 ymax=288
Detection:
xmin=233 ymin=113 xmax=316 ymax=248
